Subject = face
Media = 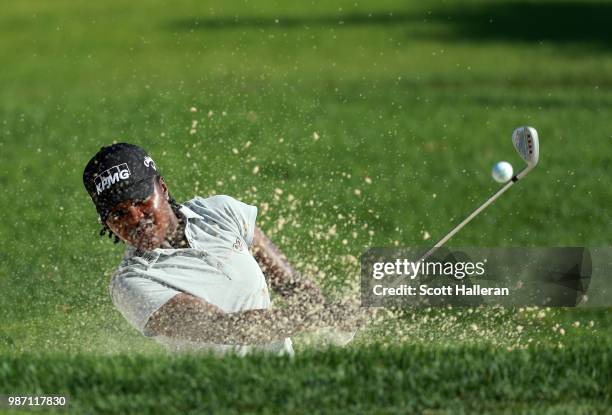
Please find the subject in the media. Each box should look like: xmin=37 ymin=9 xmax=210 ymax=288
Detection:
xmin=105 ymin=177 xmax=178 ymax=250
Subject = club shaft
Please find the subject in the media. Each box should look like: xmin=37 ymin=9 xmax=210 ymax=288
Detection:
xmin=418 ymin=179 xmax=516 ymax=263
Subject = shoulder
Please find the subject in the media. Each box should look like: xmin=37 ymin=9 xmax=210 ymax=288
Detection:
xmin=183 ymin=195 xmax=255 ymax=218
xmin=185 ymin=195 xmax=244 ymax=210
xmin=182 ymin=195 xmax=258 ymax=244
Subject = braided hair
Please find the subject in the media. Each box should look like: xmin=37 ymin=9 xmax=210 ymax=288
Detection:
xmin=99 ymin=176 xmax=183 ymax=244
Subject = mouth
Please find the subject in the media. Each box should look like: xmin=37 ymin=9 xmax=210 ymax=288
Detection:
xmin=128 ymin=219 xmax=159 ymax=248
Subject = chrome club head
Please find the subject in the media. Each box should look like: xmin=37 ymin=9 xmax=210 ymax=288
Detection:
xmin=512 ymin=126 xmax=539 ymax=168
xmin=512 ymin=126 xmax=539 ymax=180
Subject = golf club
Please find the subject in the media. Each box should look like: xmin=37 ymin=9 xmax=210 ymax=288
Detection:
xmin=417 ymin=126 xmax=540 ymax=262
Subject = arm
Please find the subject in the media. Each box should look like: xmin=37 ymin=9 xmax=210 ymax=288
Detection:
xmin=251 ymin=226 xmax=325 ymax=304
xmin=144 ymin=292 xmax=364 ymax=345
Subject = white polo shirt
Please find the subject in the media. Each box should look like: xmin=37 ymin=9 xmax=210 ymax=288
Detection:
xmin=109 ymin=195 xmax=294 ymax=356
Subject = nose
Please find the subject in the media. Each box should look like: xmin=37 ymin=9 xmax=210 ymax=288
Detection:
xmin=126 ymin=205 xmax=144 ymax=225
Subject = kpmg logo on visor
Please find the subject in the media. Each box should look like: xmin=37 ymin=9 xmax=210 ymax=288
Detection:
xmin=94 ymin=163 xmax=131 ymax=194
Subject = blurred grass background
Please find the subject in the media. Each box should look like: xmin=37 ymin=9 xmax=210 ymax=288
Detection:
xmin=0 ymin=0 xmax=611 ymax=413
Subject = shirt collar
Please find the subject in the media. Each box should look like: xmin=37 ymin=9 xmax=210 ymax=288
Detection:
xmin=179 ymin=203 xmax=200 ymax=221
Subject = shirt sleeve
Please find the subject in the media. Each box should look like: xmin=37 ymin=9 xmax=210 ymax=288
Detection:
xmin=109 ymin=271 xmax=181 ymax=337
xmin=192 ymin=195 xmax=258 ymax=247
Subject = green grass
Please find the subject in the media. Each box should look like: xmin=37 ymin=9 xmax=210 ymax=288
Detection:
xmin=1 ymin=0 xmax=611 ymax=413
xmin=1 ymin=343 xmax=611 ymax=414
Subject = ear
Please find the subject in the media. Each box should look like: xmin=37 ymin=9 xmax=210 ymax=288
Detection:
xmin=157 ymin=176 xmax=169 ymax=198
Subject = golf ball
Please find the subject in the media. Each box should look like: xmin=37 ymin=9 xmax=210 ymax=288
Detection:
xmin=491 ymin=161 xmax=513 ymax=183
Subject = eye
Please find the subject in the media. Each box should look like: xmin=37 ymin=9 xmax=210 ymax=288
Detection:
xmin=135 ymin=196 xmax=152 ymax=207
xmin=109 ymin=209 xmax=127 ymax=220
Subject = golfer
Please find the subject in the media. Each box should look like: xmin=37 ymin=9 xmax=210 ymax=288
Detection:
xmin=83 ymin=143 xmax=363 ymax=355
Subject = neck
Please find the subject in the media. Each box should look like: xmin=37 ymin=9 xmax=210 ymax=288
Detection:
xmin=164 ymin=209 xmax=188 ymax=248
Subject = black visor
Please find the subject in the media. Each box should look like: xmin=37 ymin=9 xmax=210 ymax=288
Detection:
xmin=83 ymin=143 xmax=160 ymax=222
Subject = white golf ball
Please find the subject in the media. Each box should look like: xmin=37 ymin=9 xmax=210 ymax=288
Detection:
xmin=491 ymin=161 xmax=513 ymax=183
